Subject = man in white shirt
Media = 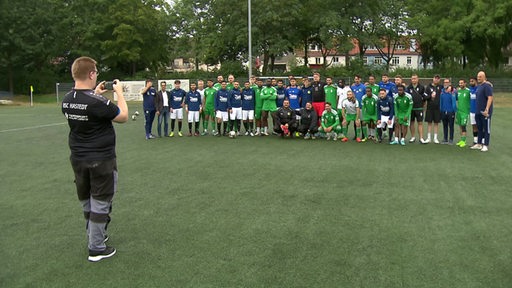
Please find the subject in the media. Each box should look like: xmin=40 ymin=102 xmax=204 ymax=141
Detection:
xmin=155 ymin=81 xmax=170 ymax=137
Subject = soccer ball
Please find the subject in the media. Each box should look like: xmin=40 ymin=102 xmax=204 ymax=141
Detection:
xmin=131 ymin=115 xmax=137 ymax=121
xmin=134 ymin=111 xmax=140 ymax=116
xmin=229 ymin=130 xmax=236 ymax=138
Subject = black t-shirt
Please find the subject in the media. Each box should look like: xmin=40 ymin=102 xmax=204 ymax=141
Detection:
xmin=62 ymin=89 xmax=120 ymax=161
xmin=311 ymin=81 xmax=326 ymax=102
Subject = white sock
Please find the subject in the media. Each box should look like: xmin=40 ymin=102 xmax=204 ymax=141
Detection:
xmin=427 ymin=133 xmax=431 ymax=139
xmin=434 ymin=133 xmax=438 ymax=140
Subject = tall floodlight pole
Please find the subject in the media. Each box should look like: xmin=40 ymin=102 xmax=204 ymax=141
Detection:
xmin=248 ymin=0 xmax=252 ymax=80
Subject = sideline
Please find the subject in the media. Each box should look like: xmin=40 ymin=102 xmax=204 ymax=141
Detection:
xmin=0 ymin=122 xmax=67 ymax=133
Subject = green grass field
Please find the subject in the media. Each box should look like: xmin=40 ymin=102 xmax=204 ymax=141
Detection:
xmin=1 ymin=98 xmax=512 ymax=287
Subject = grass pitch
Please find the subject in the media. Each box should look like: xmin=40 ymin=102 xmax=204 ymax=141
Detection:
xmin=1 ymin=100 xmax=512 ymax=288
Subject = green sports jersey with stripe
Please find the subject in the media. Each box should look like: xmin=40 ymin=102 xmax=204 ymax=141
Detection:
xmin=361 ymin=94 xmax=378 ymax=118
xmin=324 ymin=85 xmax=337 ymax=106
xmin=456 ymin=88 xmax=470 ymax=114
xmin=394 ymin=93 xmax=413 ymax=117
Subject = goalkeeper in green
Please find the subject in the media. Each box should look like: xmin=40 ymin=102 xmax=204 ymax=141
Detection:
xmin=318 ymin=102 xmax=342 ymax=140
xmin=456 ymin=79 xmax=471 ymax=147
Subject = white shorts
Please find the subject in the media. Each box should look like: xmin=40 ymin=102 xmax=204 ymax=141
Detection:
xmin=170 ymin=108 xmax=183 ymax=120
xmin=470 ymin=113 xmax=476 ymax=125
xmin=230 ymin=107 xmax=242 ymax=120
xmin=242 ymin=109 xmax=254 ymax=120
xmin=216 ymin=111 xmax=229 ymax=122
xmin=377 ymin=115 xmax=394 ymax=128
xmin=188 ymin=111 xmax=200 ymax=123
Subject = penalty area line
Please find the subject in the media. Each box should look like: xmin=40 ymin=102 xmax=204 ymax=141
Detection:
xmin=0 ymin=122 xmax=67 ymax=133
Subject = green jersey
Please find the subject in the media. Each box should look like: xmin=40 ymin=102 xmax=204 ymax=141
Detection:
xmin=321 ymin=109 xmax=340 ymax=128
xmin=456 ymin=87 xmax=470 ymax=114
xmin=260 ymin=86 xmax=277 ymax=111
xmin=226 ymin=83 xmax=235 ymax=91
xmin=324 ymin=85 xmax=337 ymax=106
xmin=254 ymin=86 xmax=263 ymax=109
xmin=213 ymin=83 xmax=222 ymax=91
xmin=204 ymin=87 xmax=217 ymax=108
xmin=394 ymin=93 xmax=413 ymax=116
xmin=361 ymin=94 xmax=378 ymax=117
xmin=368 ymin=84 xmax=380 ymax=96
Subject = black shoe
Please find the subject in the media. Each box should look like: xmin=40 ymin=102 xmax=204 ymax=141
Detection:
xmin=88 ymin=246 xmax=116 ymax=262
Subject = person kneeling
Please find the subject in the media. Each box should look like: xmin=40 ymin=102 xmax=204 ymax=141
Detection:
xmin=274 ymin=99 xmax=297 ymax=138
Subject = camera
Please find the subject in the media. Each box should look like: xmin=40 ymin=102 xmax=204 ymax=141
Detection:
xmin=103 ymin=80 xmax=118 ymax=90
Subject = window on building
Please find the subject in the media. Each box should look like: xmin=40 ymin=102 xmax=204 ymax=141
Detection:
xmin=363 ymin=57 xmax=368 ymax=65
xmin=315 ymin=57 xmax=321 ymax=64
xmin=309 ymin=44 xmax=319 ymax=51
xmin=332 ymin=57 xmax=339 ymax=63
xmin=374 ymin=57 xmax=382 ymax=65
xmin=392 ymin=57 xmax=400 ymax=65
xmin=407 ymin=56 xmax=412 ymax=65
xmin=395 ymin=44 xmax=405 ymax=50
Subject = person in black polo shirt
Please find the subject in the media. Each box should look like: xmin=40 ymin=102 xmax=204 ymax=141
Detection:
xmin=62 ymin=56 xmax=128 ymax=262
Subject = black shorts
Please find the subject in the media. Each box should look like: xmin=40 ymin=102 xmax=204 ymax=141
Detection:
xmin=71 ymin=157 xmax=117 ymax=202
xmin=425 ymin=109 xmax=441 ymax=123
xmin=410 ymin=110 xmax=424 ymax=122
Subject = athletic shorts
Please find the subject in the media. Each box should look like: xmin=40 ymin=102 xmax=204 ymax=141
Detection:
xmin=255 ymin=109 xmax=262 ymax=120
xmin=470 ymin=113 xmax=476 ymax=125
xmin=203 ymin=106 xmax=215 ymax=117
xmin=344 ymin=113 xmax=357 ymax=123
xmin=362 ymin=115 xmax=377 ymax=122
xmin=397 ymin=114 xmax=410 ymax=126
xmin=425 ymin=108 xmax=441 ymax=123
xmin=377 ymin=115 xmax=394 ymax=128
xmin=170 ymin=108 xmax=183 ymax=120
xmin=71 ymin=157 xmax=117 ymax=202
xmin=230 ymin=107 xmax=242 ymax=120
xmin=411 ymin=110 xmax=424 ymax=122
xmin=242 ymin=109 xmax=254 ymax=120
xmin=456 ymin=112 xmax=469 ymax=126
xmin=187 ymin=110 xmax=200 ymax=123
xmin=216 ymin=111 xmax=229 ymax=122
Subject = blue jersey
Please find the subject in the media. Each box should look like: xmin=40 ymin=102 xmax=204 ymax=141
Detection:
xmin=185 ymin=90 xmax=201 ymax=111
xmin=286 ymin=86 xmax=302 ymax=110
xmin=379 ymin=81 xmax=396 ymax=99
xmin=276 ymin=86 xmax=286 ymax=108
xmin=229 ymin=89 xmax=242 ymax=108
xmin=215 ymin=89 xmax=230 ymax=112
xmin=143 ymin=87 xmax=156 ymax=110
xmin=351 ymin=83 xmax=366 ymax=105
xmin=469 ymin=86 xmax=477 ymax=113
xmin=476 ymin=82 xmax=493 ymax=116
xmin=377 ymin=96 xmax=394 ymax=119
xmin=241 ymin=88 xmax=255 ymax=110
xmin=301 ymin=86 xmax=313 ymax=108
xmin=170 ymin=88 xmax=186 ymax=109
xmin=440 ymin=88 xmax=457 ymax=113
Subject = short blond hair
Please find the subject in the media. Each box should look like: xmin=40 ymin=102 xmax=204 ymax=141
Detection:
xmin=71 ymin=56 xmax=97 ymax=81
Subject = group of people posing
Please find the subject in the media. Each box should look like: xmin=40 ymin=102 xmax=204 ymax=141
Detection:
xmin=141 ymin=71 xmax=493 ymax=151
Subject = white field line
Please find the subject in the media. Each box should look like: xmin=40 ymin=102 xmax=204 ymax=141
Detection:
xmin=0 ymin=122 xmax=67 ymax=133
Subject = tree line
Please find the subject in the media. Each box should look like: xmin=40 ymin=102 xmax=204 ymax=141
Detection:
xmin=1 ymin=0 xmax=511 ymax=94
